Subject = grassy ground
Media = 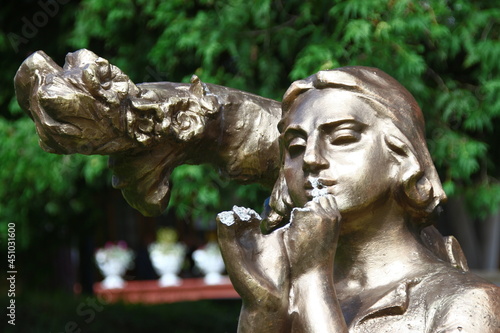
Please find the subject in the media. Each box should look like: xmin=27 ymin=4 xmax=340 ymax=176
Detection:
xmin=2 ymin=291 xmax=241 ymax=332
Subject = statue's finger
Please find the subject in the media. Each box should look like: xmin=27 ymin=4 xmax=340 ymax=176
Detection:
xmin=313 ymin=194 xmax=340 ymax=220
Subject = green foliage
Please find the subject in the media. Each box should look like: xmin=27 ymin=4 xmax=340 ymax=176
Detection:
xmin=0 ymin=117 xmax=110 ymax=249
xmin=169 ymin=165 xmax=222 ymax=223
xmin=169 ymin=165 xmax=268 ymax=228
xmin=465 ymin=183 xmax=500 ymax=220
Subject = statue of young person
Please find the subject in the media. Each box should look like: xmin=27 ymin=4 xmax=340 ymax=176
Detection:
xmin=217 ymin=67 xmax=500 ymax=332
xmin=15 ymin=51 xmax=500 ymax=332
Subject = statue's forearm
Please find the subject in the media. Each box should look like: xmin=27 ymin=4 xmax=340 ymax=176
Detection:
xmin=15 ymin=49 xmax=282 ymax=216
xmin=289 ymin=268 xmax=347 ymax=332
xmin=109 ymin=78 xmax=281 ymax=215
xmin=283 ymin=199 xmax=346 ymax=332
xmin=14 ymin=49 xmax=281 ymax=160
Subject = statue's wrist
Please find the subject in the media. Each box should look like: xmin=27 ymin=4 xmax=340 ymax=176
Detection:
xmin=288 ymin=244 xmax=336 ymax=280
xmin=290 ymin=262 xmax=334 ymax=285
xmin=289 ymin=266 xmax=335 ymax=311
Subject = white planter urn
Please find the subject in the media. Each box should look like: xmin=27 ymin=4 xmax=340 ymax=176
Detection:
xmin=149 ymin=243 xmax=186 ymax=287
xmin=193 ymin=242 xmax=226 ymax=285
xmin=95 ymin=242 xmax=134 ymax=289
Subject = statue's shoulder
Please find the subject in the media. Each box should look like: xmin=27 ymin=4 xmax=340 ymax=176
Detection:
xmin=423 ymin=264 xmax=500 ymax=332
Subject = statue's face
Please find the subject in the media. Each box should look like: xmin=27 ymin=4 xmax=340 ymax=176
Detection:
xmin=282 ymin=88 xmax=396 ymax=217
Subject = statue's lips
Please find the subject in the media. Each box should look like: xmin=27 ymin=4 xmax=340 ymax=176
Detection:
xmin=305 ymin=188 xmax=335 ymax=200
xmin=304 ymin=178 xmax=336 ymax=188
xmin=304 ymin=178 xmax=336 ymax=199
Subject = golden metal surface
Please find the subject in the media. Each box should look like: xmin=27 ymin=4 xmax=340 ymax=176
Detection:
xmin=14 ymin=49 xmax=281 ymax=215
xmin=15 ymin=51 xmax=500 ymax=332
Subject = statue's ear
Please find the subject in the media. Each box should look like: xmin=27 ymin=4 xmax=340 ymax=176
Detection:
xmin=385 ymin=135 xmax=434 ymax=214
xmin=261 ymin=170 xmax=292 ymax=234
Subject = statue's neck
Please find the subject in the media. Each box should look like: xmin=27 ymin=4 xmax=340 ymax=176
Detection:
xmin=334 ymin=202 xmax=437 ymax=294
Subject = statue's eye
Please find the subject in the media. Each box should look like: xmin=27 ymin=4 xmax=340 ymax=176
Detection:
xmin=329 ymin=129 xmax=361 ymax=145
xmin=287 ymin=137 xmax=306 ymax=157
xmin=326 ymin=122 xmax=364 ymax=145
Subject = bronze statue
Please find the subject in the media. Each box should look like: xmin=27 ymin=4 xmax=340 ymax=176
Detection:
xmin=15 ymin=50 xmax=500 ymax=332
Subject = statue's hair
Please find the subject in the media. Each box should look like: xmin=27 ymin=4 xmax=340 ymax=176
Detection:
xmin=261 ymin=67 xmax=447 ymax=234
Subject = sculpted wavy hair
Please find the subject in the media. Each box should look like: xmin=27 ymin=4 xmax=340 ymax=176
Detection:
xmin=261 ymin=67 xmax=447 ymax=233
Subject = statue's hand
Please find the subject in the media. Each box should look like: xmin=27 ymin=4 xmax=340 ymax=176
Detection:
xmin=217 ymin=206 xmax=291 ymax=332
xmin=217 ymin=206 xmax=289 ymax=310
xmin=285 ymin=195 xmax=341 ymax=278
xmin=284 ymin=196 xmax=348 ymax=333
xmin=14 ymin=49 xmax=140 ymax=154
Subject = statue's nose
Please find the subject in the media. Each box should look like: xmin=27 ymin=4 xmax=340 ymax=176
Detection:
xmin=302 ymin=140 xmax=329 ymax=173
